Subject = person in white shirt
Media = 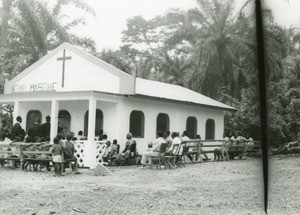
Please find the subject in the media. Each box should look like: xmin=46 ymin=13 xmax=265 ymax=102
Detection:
xmin=181 ymin=131 xmax=195 ymax=161
xmin=167 ymin=132 xmax=182 ymax=154
xmin=214 ymin=134 xmax=230 ymax=161
xmin=164 ymin=131 xmax=173 ymax=151
xmin=140 ymin=131 xmax=166 ymax=167
xmin=1 ymin=133 xmax=15 ymax=167
xmin=181 ymin=131 xmax=190 ymax=142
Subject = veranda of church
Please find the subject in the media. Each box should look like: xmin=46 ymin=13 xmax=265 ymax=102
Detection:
xmin=0 ymin=43 xmax=235 ymax=168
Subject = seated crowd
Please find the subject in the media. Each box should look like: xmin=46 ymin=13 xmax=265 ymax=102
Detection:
xmin=1 ymin=115 xmax=256 ymax=173
xmin=213 ymin=131 xmax=255 ymax=161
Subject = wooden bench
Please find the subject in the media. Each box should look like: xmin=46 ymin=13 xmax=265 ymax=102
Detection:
xmin=21 ymin=149 xmax=77 ymax=171
xmin=0 ymin=142 xmax=77 ymax=171
xmin=21 ymin=149 xmax=52 ymax=171
xmin=0 ymin=143 xmax=23 ymax=169
xmin=181 ymin=140 xmax=261 ymax=162
xmin=181 ymin=140 xmax=201 ymax=162
xmin=200 ymin=140 xmax=261 ymax=160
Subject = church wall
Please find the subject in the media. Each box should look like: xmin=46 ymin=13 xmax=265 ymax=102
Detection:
xmin=97 ymin=101 xmax=118 ymax=140
xmin=116 ymin=97 xmax=225 ymax=153
xmin=58 ymin=100 xmax=88 ymax=135
xmin=62 ymin=50 xmax=120 ymax=93
xmin=11 ymin=49 xmax=121 ymax=94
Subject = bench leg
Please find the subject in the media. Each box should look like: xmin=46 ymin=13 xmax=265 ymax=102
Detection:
xmin=20 ymin=159 xmax=23 ymax=170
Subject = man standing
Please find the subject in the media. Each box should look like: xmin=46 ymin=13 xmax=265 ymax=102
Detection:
xmin=11 ymin=116 xmax=24 ymax=140
xmin=41 ymin=115 xmax=51 ymax=138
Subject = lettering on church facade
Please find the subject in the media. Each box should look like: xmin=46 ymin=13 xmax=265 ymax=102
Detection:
xmin=13 ymin=82 xmax=57 ymax=93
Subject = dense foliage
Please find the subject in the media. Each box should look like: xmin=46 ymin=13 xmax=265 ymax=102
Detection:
xmin=0 ymin=0 xmax=96 ymax=93
xmin=100 ymin=0 xmax=299 ymax=146
xmin=1 ymin=0 xmax=299 ymax=146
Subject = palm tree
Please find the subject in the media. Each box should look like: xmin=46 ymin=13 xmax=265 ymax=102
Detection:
xmin=0 ymin=0 xmax=96 ymax=91
xmin=167 ymin=0 xmax=256 ymax=98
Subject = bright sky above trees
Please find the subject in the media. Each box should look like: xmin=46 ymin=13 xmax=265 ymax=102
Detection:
xmin=64 ymin=0 xmax=300 ymax=51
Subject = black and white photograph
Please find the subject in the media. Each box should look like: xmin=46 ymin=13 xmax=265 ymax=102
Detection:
xmin=0 ymin=0 xmax=299 ymax=214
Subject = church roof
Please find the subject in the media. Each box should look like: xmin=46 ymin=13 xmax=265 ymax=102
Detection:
xmin=135 ymin=78 xmax=235 ymax=111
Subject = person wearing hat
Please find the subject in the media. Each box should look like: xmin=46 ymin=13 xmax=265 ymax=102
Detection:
xmin=41 ymin=115 xmax=51 ymax=138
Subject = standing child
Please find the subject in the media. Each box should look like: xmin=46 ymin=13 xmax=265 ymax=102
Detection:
xmin=51 ymin=137 xmax=63 ymax=176
xmin=64 ymin=135 xmax=78 ymax=171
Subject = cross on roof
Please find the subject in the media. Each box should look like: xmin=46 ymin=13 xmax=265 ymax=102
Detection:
xmin=57 ymin=49 xmax=72 ymax=87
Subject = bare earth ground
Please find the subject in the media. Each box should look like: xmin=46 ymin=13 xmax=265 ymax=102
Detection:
xmin=268 ymin=156 xmax=300 ymax=215
xmin=0 ymin=159 xmax=265 ymax=215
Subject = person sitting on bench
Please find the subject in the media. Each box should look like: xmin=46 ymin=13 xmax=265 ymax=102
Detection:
xmin=196 ymin=134 xmax=210 ymax=161
xmin=214 ymin=135 xmax=230 ymax=161
xmin=102 ymin=141 xmax=112 ymax=163
xmin=140 ymin=131 xmax=165 ymax=168
xmin=0 ymin=133 xmax=13 ymax=167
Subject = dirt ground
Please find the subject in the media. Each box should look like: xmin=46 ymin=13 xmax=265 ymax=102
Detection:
xmin=0 ymin=158 xmax=266 ymax=215
xmin=268 ymin=155 xmax=300 ymax=215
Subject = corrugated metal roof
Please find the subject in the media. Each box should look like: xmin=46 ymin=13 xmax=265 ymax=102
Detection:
xmin=135 ymin=78 xmax=235 ymax=111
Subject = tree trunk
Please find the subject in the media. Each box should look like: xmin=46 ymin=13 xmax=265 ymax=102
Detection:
xmin=0 ymin=0 xmax=12 ymax=58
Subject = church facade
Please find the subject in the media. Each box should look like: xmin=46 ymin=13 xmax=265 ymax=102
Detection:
xmin=0 ymin=43 xmax=235 ymax=168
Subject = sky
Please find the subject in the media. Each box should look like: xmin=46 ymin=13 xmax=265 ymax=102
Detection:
xmin=71 ymin=0 xmax=195 ymax=51
xmin=64 ymin=0 xmax=300 ymax=51
xmin=264 ymin=0 xmax=300 ymax=28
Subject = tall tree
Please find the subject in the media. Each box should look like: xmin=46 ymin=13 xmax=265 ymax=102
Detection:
xmin=0 ymin=0 xmax=96 ymax=93
xmin=169 ymin=0 xmax=256 ymax=98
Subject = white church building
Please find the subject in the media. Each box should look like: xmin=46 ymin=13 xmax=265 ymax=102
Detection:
xmin=0 ymin=42 xmax=235 ymax=168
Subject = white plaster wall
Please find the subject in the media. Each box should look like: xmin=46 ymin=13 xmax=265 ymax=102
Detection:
xmin=115 ymin=97 xmax=225 ymax=153
xmin=59 ymin=100 xmax=88 ymax=135
xmin=13 ymin=49 xmax=120 ymax=93
xmin=97 ymin=101 xmax=117 ymax=140
xmin=59 ymin=100 xmax=118 ymax=139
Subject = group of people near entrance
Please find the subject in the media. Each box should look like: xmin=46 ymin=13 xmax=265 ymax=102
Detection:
xmin=0 ymin=116 xmax=78 ymax=176
xmin=0 ymin=115 xmax=51 ymax=143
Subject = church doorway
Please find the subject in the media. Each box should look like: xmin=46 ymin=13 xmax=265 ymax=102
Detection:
xmin=84 ymin=109 xmax=103 ymax=136
xmin=26 ymin=110 xmax=42 ymax=133
xmin=58 ymin=110 xmax=71 ymax=133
